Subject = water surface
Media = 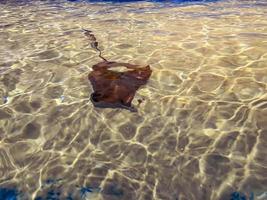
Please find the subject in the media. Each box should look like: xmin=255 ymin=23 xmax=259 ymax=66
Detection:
xmin=0 ymin=0 xmax=267 ymax=199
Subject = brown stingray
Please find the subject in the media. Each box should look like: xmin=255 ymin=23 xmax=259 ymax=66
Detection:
xmin=83 ymin=29 xmax=152 ymax=111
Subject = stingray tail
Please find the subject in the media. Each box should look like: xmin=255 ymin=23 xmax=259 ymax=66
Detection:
xmin=82 ymin=28 xmax=108 ymax=62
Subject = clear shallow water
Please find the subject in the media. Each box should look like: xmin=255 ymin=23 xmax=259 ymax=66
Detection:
xmin=0 ymin=0 xmax=267 ymax=199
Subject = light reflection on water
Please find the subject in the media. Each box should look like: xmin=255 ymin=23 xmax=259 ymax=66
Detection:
xmin=0 ymin=0 xmax=267 ymax=199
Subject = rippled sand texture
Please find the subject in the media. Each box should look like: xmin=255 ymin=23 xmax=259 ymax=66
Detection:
xmin=0 ymin=0 xmax=267 ymax=199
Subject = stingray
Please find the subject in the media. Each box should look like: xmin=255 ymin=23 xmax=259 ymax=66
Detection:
xmin=83 ymin=29 xmax=152 ymax=111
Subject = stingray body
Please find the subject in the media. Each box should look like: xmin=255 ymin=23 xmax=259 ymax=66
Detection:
xmin=83 ymin=29 xmax=152 ymax=111
xmin=88 ymin=61 xmax=152 ymax=111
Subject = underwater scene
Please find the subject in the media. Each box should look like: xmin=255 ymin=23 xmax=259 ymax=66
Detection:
xmin=0 ymin=0 xmax=267 ymax=199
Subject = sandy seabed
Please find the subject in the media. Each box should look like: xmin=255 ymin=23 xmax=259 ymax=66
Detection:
xmin=0 ymin=0 xmax=267 ymax=199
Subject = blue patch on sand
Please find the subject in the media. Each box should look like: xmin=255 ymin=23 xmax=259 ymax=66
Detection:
xmin=230 ymin=192 xmax=254 ymax=200
xmin=0 ymin=185 xmax=262 ymax=200
xmin=0 ymin=188 xmax=19 ymax=200
xmin=80 ymin=186 xmax=102 ymax=199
